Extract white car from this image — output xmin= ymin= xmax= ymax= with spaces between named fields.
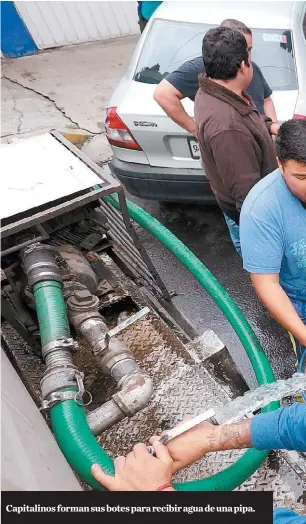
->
xmin=106 ymin=1 xmax=306 ymax=202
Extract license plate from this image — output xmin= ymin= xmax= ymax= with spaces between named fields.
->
xmin=188 ymin=138 xmax=201 ymax=159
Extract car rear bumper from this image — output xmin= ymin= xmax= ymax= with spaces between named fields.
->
xmin=110 ymin=157 xmax=214 ymax=202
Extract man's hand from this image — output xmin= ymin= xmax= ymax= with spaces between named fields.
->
xmin=91 ymin=441 xmax=174 ymax=491
xmin=150 ymin=421 xmax=217 ymax=473
xmin=270 ymin=122 xmax=280 ymax=136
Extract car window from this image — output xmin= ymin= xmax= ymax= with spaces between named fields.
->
xmin=134 ymin=19 xmax=298 ymax=91
xmin=251 ymin=29 xmax=297 ymax=91
xmin=134 ymin=20 xmax=212 ymax=84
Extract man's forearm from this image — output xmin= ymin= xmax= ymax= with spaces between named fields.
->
xmin=204 ymin=419 xmax=252 ymax=452
xmin=161 ymin=405 xmax=306 ymax=474
xmin=264 ymin=97 xmax=277 ymax=122
xmin=183 ymin=405 xmax=306 ymax=454
xmin=251 ymin=276 xmax=306 ymax=346
xmin=154 ymin=85 xmax=196 ymax=134
xmin=157 ymin=96 xmax=196 ymax=134
xmin=180 ymin=419 xmax=252 ymax=456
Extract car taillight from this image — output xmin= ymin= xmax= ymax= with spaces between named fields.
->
xmin=293 ymin=114 xmax=306 ymax=120
xmin=105 ymin=107 xmax=142 ymax=150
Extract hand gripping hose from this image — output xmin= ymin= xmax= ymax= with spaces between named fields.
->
xmin=34 ymin=195 xmax=278 ymax=491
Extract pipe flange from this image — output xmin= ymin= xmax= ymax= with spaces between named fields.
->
xmin=112 ymin=372 xmax=153 ymax=417
xmin=42 ymin=337 xmax=75 ymax=358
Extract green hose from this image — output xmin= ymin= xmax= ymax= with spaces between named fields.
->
xmin=33 ymin=281 xmax=70 ymax=346
xmin=50 ymin=397 xmax=115 ymax=490
xmin=33 ymin=196 xmax=279 ymax=491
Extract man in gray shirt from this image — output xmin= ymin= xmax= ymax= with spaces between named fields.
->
xmin=154 ymin=19 xmax=278 ymax=137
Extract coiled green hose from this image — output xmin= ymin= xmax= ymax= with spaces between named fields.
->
xmin=33 ymin=196 xmax=278 ymax=491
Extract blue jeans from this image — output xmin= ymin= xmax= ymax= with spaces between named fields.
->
xmin=223 ymin=214 xmax=241 ymax=256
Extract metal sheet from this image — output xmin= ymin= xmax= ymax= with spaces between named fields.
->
xmin=0 ymin=133 xmax=103 ymax=220
xmin=15 ymin=1 xmax=139 ymax=49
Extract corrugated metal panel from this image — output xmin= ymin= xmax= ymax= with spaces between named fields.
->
xmin=14 ymin=1 xmax=139 ymax=49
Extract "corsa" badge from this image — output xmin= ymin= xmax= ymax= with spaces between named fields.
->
xmin=134 ymin=121 xmax=157 ymax=127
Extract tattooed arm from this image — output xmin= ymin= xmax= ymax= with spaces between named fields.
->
xmin=150 ymin=419 xmax=252 ymax=474
xmin=218 ymin=419 xmax=252 ymax=450
xmin=150 ymin=404 xmax=306 ymax=474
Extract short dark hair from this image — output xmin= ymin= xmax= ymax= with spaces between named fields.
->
xmin=276 ymin=119 xmax=306 ymax=164
xmin=221 ymin=19 xmax=252 ymax=36
xmin=202 ymin=27 xmax=250 ymax=80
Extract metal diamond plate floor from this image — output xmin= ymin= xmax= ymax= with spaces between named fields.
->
xmin=2 ymin=307 xmax=305 ymax=512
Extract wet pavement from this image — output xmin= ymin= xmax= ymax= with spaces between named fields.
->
xmin=127 ymin=196 xmax=295 ymax=388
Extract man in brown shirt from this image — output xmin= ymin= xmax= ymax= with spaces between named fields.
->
xmin=194 ymin=26 xmax=277 ymax=253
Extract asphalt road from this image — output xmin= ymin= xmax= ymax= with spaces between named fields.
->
xmin=128 ymin=196 xmax=295 ymax=388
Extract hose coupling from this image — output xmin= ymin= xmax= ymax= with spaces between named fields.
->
xmin=22 ymin=243 xmax=61 ymax=288
xmin=41 ymin=363 xmax=81 ymax=398
xmin=40 ymin=368 xmax=92 ymax=411
xmin=42 ymin=337 xmax=75 ymax=361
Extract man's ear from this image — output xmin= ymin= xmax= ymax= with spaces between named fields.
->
xmin=240 ymin=61 xmax=248 ymax=75
xmin=277 ymin=157 xmax=283 ymax=174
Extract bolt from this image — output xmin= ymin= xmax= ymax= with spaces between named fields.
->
xmin=73 ymin=289 xmax=93 ymax=303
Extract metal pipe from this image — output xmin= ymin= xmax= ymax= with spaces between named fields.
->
xmin=76 ymin=317 xmax=109 ymax=355
xmin=87 ymin=369 xmax=153 ymax=435
xmin=87 ymin=399 xmax=125 ymax=435
xmin=66 ymin=291 xmax=153 ymax=435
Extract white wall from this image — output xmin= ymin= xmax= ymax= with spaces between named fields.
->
xmin=1 ymin=349 xmax=82 ymax=491
xmin=15 ymin=1 xmax=139 ymax=49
